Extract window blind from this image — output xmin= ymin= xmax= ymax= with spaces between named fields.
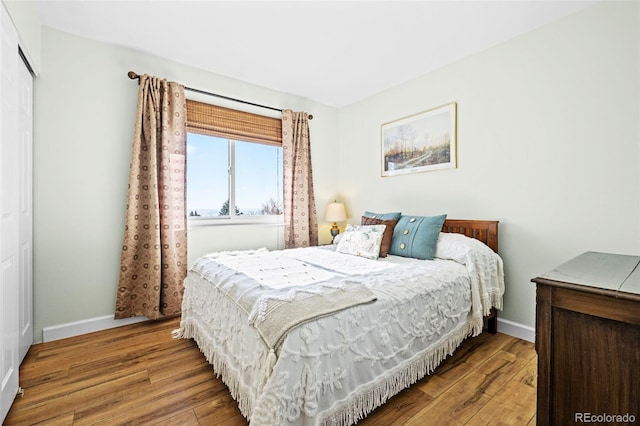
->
xmin=186 ymin=99 xmax=282 ymax=146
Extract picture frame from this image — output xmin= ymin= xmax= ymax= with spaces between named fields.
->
xmin=381 ymin=102 xmax=457 ymax=177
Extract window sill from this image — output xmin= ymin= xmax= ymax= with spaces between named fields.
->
xmin=188 ymin=215 xmax=284 ymax=228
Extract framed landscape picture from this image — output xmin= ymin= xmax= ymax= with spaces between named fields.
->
xmin=381 ymin=102 xmax=457 ymax=177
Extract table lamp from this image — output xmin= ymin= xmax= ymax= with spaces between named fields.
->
xmin=324 ymin=201 xmax=347 ymax=242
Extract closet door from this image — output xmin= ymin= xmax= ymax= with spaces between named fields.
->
xmin=17 ymin=54 xmax=32 ymax=362
xmin=0 ymin=4 xmax=20 ymax=422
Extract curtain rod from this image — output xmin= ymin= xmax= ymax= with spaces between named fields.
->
xmin=127 ymin=71 xmax=313 ymax=119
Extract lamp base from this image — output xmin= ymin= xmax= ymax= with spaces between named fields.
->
xmin=330 ymin=223 xmax=340 ymax=243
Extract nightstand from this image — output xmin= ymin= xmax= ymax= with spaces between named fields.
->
xmin=532 ymin=252 xmax=640 ymax=425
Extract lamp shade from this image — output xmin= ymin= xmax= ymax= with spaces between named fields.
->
xmin=325 ymin=202 xmax=347 ymax=222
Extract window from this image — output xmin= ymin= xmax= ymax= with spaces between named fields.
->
xmin=185 ymin=100 xmax=283 ymax=222
xmin=186 ymin=133 xmax=282 ymax=218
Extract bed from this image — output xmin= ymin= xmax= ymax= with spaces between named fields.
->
xmin=174 ymin=218 xmax=504 ymax=425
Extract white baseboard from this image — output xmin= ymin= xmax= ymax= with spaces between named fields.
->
xmin=497 ymin=318 xmax=535 ymax=343
xmin=42 ymin=314 xmax=534 ymax=344
xmin=42 ymin=314 xmax=148 ymax=342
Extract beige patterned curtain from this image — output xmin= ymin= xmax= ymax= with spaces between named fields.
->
xmin=115 ymin=74 xmax=187 ymax=320
xmin=282 ymin=110 xmax=318 ymax=248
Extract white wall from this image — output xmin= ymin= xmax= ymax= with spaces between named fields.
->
xmin=338 ymin=1 xmax=640 ymax=327
xmin=33 ymin=27 xmax=339 ymax=342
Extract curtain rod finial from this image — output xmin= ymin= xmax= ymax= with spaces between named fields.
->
xmin=127 ymin=71 xmax=139 ymax=80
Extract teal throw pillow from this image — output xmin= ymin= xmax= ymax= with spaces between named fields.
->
xmin=389 ymin=214 xmax=447 ymax=260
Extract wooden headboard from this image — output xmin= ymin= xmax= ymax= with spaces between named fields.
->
xmin=442 ymin=219 xmax=499 ymax=253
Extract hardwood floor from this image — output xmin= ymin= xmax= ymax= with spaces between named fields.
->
xmin=5 ymin=317 xmax=536 ymax=425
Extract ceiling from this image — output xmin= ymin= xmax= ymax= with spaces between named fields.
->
xmin=33 ymin=0 xmax=595 ymax=107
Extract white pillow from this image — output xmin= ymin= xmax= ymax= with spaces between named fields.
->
xmin=435 ymin=232 xmax=491 ymax=263
xmin=336 ymin=224 xmax=386 ymax=260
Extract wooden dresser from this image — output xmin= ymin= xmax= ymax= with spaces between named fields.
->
xmin=532 ymin=252 xmax=640 ymax=425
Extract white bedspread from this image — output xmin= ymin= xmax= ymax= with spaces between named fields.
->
xmin=175 ymin=237 xmax=504 ymax=426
